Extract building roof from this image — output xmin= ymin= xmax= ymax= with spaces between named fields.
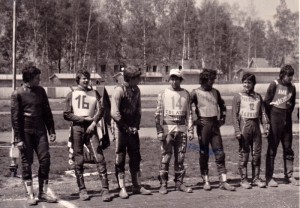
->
xmin=142 ymin=72 xmax=163 ymax=77
xmin=0 ymin=74 xmax=23 ymax=80
xmin=113 ymin=72 xmax=123 ymax=78
xmin=49 ymin=73 xmax=101 ymax=79
xmin=249 ymin=58 xmax=269 ymax=68
xmin=239 ymin=68 xmax=280 ymax=73
xmin=181 ymin=69 xmax=202 ymax=74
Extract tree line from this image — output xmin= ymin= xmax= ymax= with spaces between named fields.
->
xmin=0 ymin=0 xmax=298 ymax=81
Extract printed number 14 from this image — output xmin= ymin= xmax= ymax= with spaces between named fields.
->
xmin=171 ymin=96 xmax=182 ymax=109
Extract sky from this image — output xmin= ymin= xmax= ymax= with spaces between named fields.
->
xmin=195 ymin=0 xmax=299 ymax=22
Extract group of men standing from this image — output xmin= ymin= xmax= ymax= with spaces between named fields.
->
xmin=10 ymin=64 xmax=298 ymax=205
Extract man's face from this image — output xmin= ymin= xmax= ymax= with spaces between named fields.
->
xmin=242 ymin=79 xmax=254 ymax=93
xmin=169 ymin=76 xmax=182 ymax=89
xmin=29 ymin=74 xmax=40 ymax=87
xmin=282 ymin=74 xmax=293 ymax=85
xmin=78 ymin=75 xmax=90 ymax=88
xmin=202 ymin=78 xmax=214 ymax=90
xmin=128 ymin=75 xmax=141 ymax=87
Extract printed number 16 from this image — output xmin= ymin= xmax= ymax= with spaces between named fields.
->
xmin=75 ymin=95 xmax=89 ymax=109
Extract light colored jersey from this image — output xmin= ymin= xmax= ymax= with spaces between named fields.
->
xmin=155 ymin=87 xmax=193 ymax=135
xmin=193 ymin=88 xmax=219 ymax=117
xmin=239 ymin=92 xmax=260 ymax=118
xmin=72 ymin=90 xmax=97 ymax=117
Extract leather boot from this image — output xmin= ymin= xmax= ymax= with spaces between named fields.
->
xmin=75 ymin=169 xmax=90 ymax=200
xmin=219 ymin=174 xmax=236 ymax=191
xmin=202 ymin=175 xmax=212 ymax=191
xmin=118 ymin=173 xmax=129 ymax=199
xmin=38 ymin=179 xmax=57 ymax=203
xmin=131 ymin=171 xmax=151 ymax=195
xmin=158 ymin=171 xmax=168 ymax=194
xmin=252 ymin=166 xmax=266 ymax=188
xmin=239 ymin=167 xmax=251 ymax=189
xmin=24 ymin=180 xmax=37 ymax=206
xmin=75 ymin=169 xmax=86 ymax=191
xmin=99 ymin=173 xmax=111 ymax=202
xmin=174 ymin=171 xmax=193 ymax=193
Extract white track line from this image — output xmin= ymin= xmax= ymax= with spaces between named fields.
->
xmin=48 ymin=188 xmax=78 ymax=208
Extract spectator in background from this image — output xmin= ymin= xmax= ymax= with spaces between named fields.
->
xmin=190 ymin=68 xmax=236 ymax=191
xmin=155 ymin=69 xmax=194 ymax=195
xmin=232 ymin=73 xmax=269 ymax=189
xmin=264 ymin=65 xmax=299 ymax=187
xmin=11 ymin=65 xmax=57 ymax=205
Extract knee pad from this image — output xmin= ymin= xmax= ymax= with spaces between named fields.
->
xmin=96 ymin=161 xmax=107 ymax=173
xmin=161 ymin=154 xmax=172 ymax=164
xmin=160 ymin=163 xmax=169 ymax=171
xmin=174 ymin=163 xmax=185 ymax=172
xmin=215 ymin=151 xmax=225 ymax=162
xmin=177 ymin=153 xmax=185 ymax=165
xmin=285 ymin=154 xmax=294 ymax=160
xmin=115 ymin=153 xmax=125 ymax=166
xmin=94 ymin=154 xmax=104 ymax=164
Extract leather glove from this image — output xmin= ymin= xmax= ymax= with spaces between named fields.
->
xmin=131 ymin=127 xmax=138 ymax=135
xmin=86 ymin=122 xmax=96 ymax=134
xmin=49 ymin=134 xmax=56 ymax=142
xmin=194 ymin=118 xmax=204 ymax=127
xmin=263 ymin=124 xmax=270 ymax=138
xmin=218 ymin=119 xmax=225 ymax=127
xmin=15 ymin=141 xmax=25 ymax=150
xmin=235 ymin=133 xmax=242 ymax=140
xmin=157 ymin=133 xmax=165 ymax=141
xmin=187 ymin=132 xmax=194 ymax=141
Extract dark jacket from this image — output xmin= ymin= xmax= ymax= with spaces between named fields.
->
xmin=11 ymin=85 xmax=55 ymax=142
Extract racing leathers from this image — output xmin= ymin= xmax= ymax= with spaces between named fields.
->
xmin=264 ymin=79 xmax=296 ymax=181
xmin=63 ymin=85 xmax=109 ymax=192
xmin=232 ymin=90 xmax=269 ymax=184
xmin=155 ymin=87 xmax=193 ymax=188
xmin=111 ymin=83 xmax=143 ymax=187
xmin=11 ymin=84 xmax=55 ymax=181
xmin=190 ymin=86 xmax=227 ymax=178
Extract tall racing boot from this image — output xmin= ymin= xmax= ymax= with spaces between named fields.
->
xmin=131 ymin=171 xmax=151 ymax=195
xmin=118 ymin=173 xmax=129 ymax=199
xmin=174 ymin=171 xmax=193 ymax=193
xmin=219 ymin=173 xmax=236 ymax=191
xmin=38 ymin=179 xmax=57 ymax=203
xmin=99 ymin=173 xmax=111 ymax=202
xmin=202 ymin=175 xmax=212 ymax=191
xmin=75 ymin=169 xmax=90 ymax=201
xmin=24 ymin=180 xmax=37 ymax=206
xmin=158 ymin=171 xmax=168 ymax=194
xmin=252 ymin=166 xmax=266 ymax=188
xmin=239 ymin=167 xmax=251 ymax=189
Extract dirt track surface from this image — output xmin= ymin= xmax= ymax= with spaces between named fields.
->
xmin=0 ymin=174 xmax=299 ymax=208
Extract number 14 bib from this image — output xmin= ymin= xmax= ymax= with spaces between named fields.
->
xmin=163 ymin=89 xmax=188 ymax=125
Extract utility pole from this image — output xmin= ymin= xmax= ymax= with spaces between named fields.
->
xmin=9 ymin=0 xmax=18 ymax=177
xmin=181 ymin=0 xmax=188 ymax=69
